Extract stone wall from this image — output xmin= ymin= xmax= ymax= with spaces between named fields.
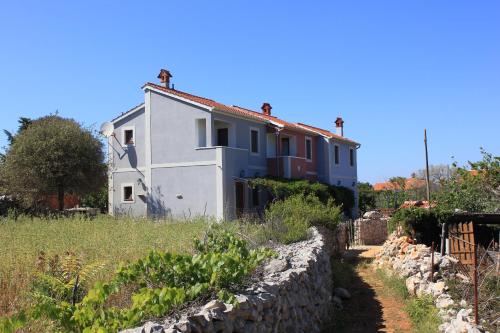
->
xmin=374 ymin=234 xmax=483 ymax=333
xmin=121 ymin=228 xmax=332 ymax=333
xmin=353 ymin=211 xmax=388 ymax=245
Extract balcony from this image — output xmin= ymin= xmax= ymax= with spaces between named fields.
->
xmin=267 ymin=156 xmax=315 ymax=180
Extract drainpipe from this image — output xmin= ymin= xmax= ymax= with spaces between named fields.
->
xmin=275 ymin=129 xmax=280 ymax=177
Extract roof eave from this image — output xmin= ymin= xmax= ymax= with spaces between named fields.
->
xmin=111 ymin=103 xmax=145 ymax=124
xmin=142 ymin=84 xmax=215 ymax=112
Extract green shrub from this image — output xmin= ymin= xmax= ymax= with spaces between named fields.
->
xmin=264 ymin=194 xmax=342 ymax=244
xmin=250 ymin=178 xmax=354 ymax=216
xmin=388 ymin=207 xmax=443 ymax=245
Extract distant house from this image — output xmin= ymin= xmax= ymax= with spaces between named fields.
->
xmin=373 ymin=178 xmax=426 ymax=192
xmin=106 ymin=69 xmax=360 ymax=219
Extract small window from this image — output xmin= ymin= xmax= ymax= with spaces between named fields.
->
xmin=350 ymin=148 xmax=354 ymax=166
xmin=195 ymin=119 xmax=207 ymax=147
xmin=124 ymin=129 xmax=134 ymax=145
xmin=217 ymin=128 xmax=228 ymax=146
xmin=123 ymin=185 xmax=133 ymax=202
xmin=252 ymin=187 xmax=259 ymax=207
xmin=305 ymin=137 xmax=312 ymax=161
xmin=250 ymin=129 xmax=259 ymax=154
xmin=334 ymin=145 xmax=340 ymax=165
xmin=281 ymin=137 xmax=290 ymax=156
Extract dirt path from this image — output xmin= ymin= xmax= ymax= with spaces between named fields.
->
xmin=324 ymin=246 xmax=414 ymax=333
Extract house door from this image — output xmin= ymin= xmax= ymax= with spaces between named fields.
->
xmin=235 ymin=182 xmax=245 ymax=218
xmin=281 ymin=137 xmax=290 ymax=156
xmin=217 ymin=128 xmax=229 ymax=146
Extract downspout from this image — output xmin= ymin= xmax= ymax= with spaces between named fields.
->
xmin=275 ymin=128 xmax=280 ymax=177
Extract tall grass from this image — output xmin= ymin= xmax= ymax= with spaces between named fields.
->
xmin=0 ymin=215 xmax=205 ymax=317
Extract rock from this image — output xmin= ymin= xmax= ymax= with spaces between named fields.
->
xmin=334 ymin=287 xmax=351 ymax=299
xmin=456 ymin=308 xmax=472 ymax=322
xmin=363 ymin=210 xmax=382 ymax=219
xmin=432 ymin=281 xmax=447 ymax=296
xmin=203 ymin=300 xmax=226 ymax=311
xmin=436 ymin=295 xmax=454 ymax=309
xmin=405 ymin=276 xmax=420 ymax=296
xmin=264 ymin=258 xmax=289 ymax=275
xmin=142 ymin=322 xmax=165 ymax=333
xmin=174 ymin=320 xmax=191 ymax=333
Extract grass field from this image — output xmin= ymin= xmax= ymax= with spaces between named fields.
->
xmin=0 ymin=215 xmax=206 ymax=317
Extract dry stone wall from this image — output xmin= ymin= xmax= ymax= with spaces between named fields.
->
xmin=374 ymin=234 xmax=484 ymax=333
xmin=353 ymin=211 xmax=388 ymax=245
xmin=121 ymin=228 xmax=332 ymax=333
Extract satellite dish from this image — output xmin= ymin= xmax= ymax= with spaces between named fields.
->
xmin=100 ymin=122 xmax=114 ymax=137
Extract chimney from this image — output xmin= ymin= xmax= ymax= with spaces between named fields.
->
xmin=335 ymin=117 xmax=344 ymax=136
xmin=261 ymin=103 xmax=272 ymax=116
xmin=157 ymin=69 xmax=172 ymax=88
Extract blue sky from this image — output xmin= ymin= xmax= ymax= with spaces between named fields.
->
xmin=0 ymin=1 xmax=498 ymax=183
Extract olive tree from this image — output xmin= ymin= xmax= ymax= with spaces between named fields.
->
xmin=0 ymin=115 xmax=105 ymax=211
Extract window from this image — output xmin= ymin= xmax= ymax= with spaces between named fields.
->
xmin=252 ymin=187 xmax=259 ymax=207
xmin=195 ymin=119 xmax=207 ymax=147
xmin=250 ymin=128 xmax=259 ymax=154
xmin=122 ymin=126 xmax=135 ymax=146
xmin=281 ymin=137 xmax=290 ymax=156
xmin=124 ymin=130 xmax=134 ymax=145
xmin=350 ymin=148 xmax=354 ymax=166
xmin=334 ymin=145 xmax=340 ymax=165
xmin=217 ymin=128 xmax=228 ymax=146
xmin=122 ymin=184 xmax=134 ymax=203
xmin=305 ymin=137 xmax=312 ymax=161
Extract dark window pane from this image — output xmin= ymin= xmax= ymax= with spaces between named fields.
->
xmin=306 ymin=139 xmax=312 ymax=160
xmin=251 ymin=130 xmax=259 ymax=153
xmin=350 ymin=149 xmax=354 ymax=166
xmin=281 ymin=137 xmax=290 ymax=156
xmin=125 ymin=130 xmax=134 ymax=144
xmin=124 ymin=186 xmax=133 ymax=201
xmin=217 ymin=128 xmax=228 ymax=146
xmin=335 ymin=145 xmax=339 ymax=164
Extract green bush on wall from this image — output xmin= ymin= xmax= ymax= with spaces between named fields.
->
xmin=388 ymin=207 xmax=444 ymax=245
xmin=250 ymin=177 xmax=355 ymax=216
xmin=264 ymin=193 xmax=342 ymax=244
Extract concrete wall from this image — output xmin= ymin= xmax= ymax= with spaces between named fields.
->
xmin=112 ymin=108 xmax=146 ymax=170
xmin=121 ymin=228 xmax=333 ymax=333
xmin=150 ymin=92 xmax=214 ymax=164
xmin=149 ymin=164 xmax=217 ymax=218
xmin=211 ymin=112 xmax=268 ymax=172
xmin=112 ymin=171 xmax=147 ymax=217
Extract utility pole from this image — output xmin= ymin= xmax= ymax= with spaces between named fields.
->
xmin=424 ymin=129 xmax=431 ymax=203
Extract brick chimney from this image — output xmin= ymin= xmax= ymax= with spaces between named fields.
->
xmin=157 ymin=69 xmax=172 ymax=89
xmin=335 ymin=117 xmax=344 ymax=136
xmin=261 ymin=103 xmax=272 ymax=116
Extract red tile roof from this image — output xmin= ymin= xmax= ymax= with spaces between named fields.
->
xmin=142 ymin=82 xmax=358 ymax=144
xmin=295 ymin=123 xmax=358 ymax=144
xmin=373 ymin=178 xmax=426 ymax=191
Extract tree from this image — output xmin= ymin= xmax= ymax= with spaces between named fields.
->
xmin=357 ymin=182 xmax=376 ymax=214
xmin=435 ymin=149 xmax=500 ymax=212
xmin=0 ymin=115 xmax=106 ymax=211
xmin=414 ymin=164 xmax=456 ymax=186
xmin=0 ymin=117 xmax=32 ymax=163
